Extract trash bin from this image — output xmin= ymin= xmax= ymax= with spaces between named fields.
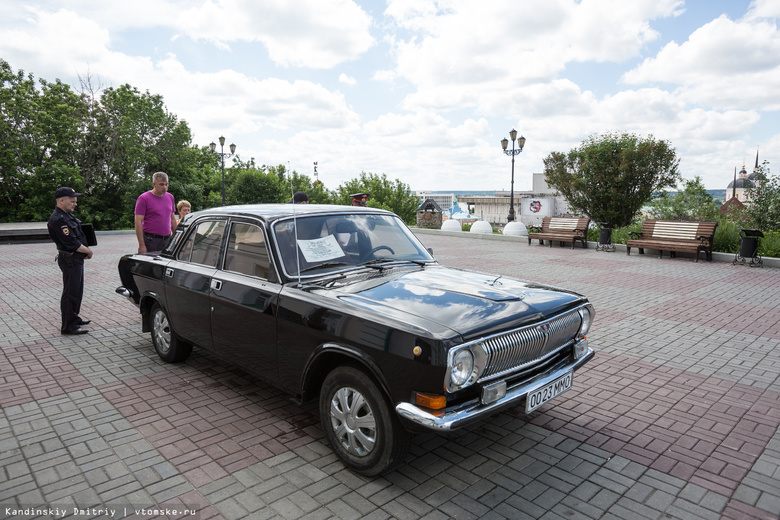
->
xmin=595 ymin=223 xmax=615 ymax=252
xmin=733 ymin=229 xmax=763 ymax=267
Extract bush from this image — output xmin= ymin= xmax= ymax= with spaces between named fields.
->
xmin=586 ymin=222 xmax=641 ymax=244
xmin=713 ymin=219 xmax=741 ymax=254
xmin=759 ymin=231 xmax=780 ymax=258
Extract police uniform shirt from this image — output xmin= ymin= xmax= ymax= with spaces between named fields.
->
xmin=48 ymin=207 xmax=87 ymax=252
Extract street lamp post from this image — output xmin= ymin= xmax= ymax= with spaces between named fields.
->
xmin=500 ymin=129 xmax=526 ymax=222
xmin=209 ymin=136 xmax=236 ymax=206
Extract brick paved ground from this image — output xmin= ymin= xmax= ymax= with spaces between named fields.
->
xmin=1 ymin=231 xmax=779 ymax=519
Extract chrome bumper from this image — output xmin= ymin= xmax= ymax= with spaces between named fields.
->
xmin=115 ymin=286 xmax=134 ymax=300
xmin=395 ymin=345 xmax=595 ymax=431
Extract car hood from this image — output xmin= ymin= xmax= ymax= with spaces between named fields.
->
xmin=307 ymin=265 xmax=585 ymax=340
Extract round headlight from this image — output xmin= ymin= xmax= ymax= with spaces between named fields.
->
xmin=578 ymin=305 xmax=594 ymax=338
xmin=450 ymin=349 xmax=474 ymax=387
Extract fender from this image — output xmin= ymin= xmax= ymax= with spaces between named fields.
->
xmin=298 ymin=342 xmax=393 ymax=405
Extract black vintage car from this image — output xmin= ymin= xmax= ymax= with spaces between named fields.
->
xmin=116 ymin=204 xmax=595 ymax=476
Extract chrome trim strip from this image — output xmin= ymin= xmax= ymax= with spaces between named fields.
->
xmin=396 ymin=343 xmax=594 ymax=431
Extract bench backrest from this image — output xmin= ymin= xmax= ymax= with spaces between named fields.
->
xmin=541 ymin=217 xmax=590 ymax=232
xmin=642 ymin=220 xmax=717 ymax=240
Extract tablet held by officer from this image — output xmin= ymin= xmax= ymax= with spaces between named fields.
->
xmin=48 ymin=187 xmax=93 ymax=335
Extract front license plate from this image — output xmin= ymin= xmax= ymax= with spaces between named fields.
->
xmin=525 ymin=372 xmax=572 ymax=413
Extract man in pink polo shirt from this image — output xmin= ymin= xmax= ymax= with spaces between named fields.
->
xmin=134 ymin=171 xmax=177 ymax=253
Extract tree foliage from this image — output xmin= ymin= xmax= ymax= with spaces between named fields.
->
xmin=543 ymin=132 xmax=680 ymax=228
xmin=648 ymin=176 xmax=719 ymax=222
xmin=0 ymin=60 xmax=201 ymax=227
xmin=228 ymin=164 xmax=286 ymax=205
xmin=333 ymin=172 xmax=419 ymax=224
xmin=80 ymin=83 xmax=196 ymax=228
xmin=744 ymin=162 xmax=779 ymax=231
xmin=0 ymin=61 xmax=87 ymax=221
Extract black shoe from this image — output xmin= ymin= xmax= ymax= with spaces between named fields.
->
xmin=77 ymin=318 xmax=91 ymax=325
xmin=62 ymin=328 xmax=89 ymax=335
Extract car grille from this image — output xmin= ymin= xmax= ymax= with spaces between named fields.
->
xmin=478 ymin=309 xmax=582 ymax=382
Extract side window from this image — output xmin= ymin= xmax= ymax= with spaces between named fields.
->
xmin=180 ymin=220 xmax=226 ymax=267
xmin=224 ymin=222 xmax=270 ymax=279
xmin=164 ymin=228 xmax=184 ymax=256
xmin=177 ymin=231 xmax=194 ymax=262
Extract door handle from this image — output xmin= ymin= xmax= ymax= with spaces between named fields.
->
xmin=165 ymin=268 xmax=174 ymax=278
xmin=211 ymin=279 xmax=223 ymax=291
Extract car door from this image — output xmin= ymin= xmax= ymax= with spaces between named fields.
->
xmin=210 ymin=220 xmax=281 ymax=382
xmin=164 ymin=218 xmax=226 ymax=350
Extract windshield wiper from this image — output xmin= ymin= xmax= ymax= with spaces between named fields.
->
xmin=357 ymin=258 xmax=399 ymax=269
xmin=357 ymin=258 xmax=429 ymax=270
xmin=299 ymin=261 xmax=351 ymax=273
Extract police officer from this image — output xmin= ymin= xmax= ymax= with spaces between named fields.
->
xmin=48 ymin=187 xmax=93 ymax=335
xmin=350 ymin=192 xmax=371 ymax=206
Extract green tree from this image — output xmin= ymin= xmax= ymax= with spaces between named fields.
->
xmin=332 ymin=172 xmax=419 ymax=224
xmin=744 ymin=162 xmax=778 ymax=231
xmin=649 ymin=176 xmax=719 ymax=222
xmin=227 ymin=166 xmax=286 ymax=204
xmin=0 ymin=60 xmax=88 ymax=221
xmin=277 ymin=166 xmax=332 ymax=204
xmin=81 ymin=83 xmax=196 ymax=229
xmin=543 ymin=132 xmax=680 ymax=228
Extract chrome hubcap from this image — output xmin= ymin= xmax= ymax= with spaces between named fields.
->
xmin=330 ymin=387 xmax=376 ymax=456
xmin=153 ymin=310 xmax=171 ymax=354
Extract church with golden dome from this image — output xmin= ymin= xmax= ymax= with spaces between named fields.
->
xmin=726 ymin=147 xmax=763 ymax=203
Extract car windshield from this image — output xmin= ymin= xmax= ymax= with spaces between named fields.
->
xmin=272 ymin=213 xmax=434 ymax=278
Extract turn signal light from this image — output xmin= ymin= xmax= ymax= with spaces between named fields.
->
xmin=573 ymin=338 xmax=589 ymax=360
xmin=414 ymin=392 xmax=446 ymax=410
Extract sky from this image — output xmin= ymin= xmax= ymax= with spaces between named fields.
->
xmin=1 ymin=0 xmax=778 ymax=193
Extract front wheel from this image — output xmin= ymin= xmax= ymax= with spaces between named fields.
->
xmin=319 ymin=367 xmax=410 ymax=476
xmin=149 ymin=303 xmax=192 ymax=363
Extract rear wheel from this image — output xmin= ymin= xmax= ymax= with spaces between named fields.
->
xmin=150 ymin=303 xmax=192 ymax=363
xmin=319 ymin=366 xmax=410 ymax=476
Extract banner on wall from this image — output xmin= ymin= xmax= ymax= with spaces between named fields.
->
xmin=521 ymin=197 xmax=552 ymax=217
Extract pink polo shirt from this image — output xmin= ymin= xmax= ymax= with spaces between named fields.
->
xmin=135 ymin=191 xmax=175 ymax=236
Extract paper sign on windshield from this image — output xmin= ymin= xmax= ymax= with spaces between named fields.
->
xmin=298 ymin=235 xmax=345 ymax=262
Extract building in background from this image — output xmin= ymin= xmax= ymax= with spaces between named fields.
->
xmin=415 ymin=191 xmax=454 ymax=210
xmin=458 ymin=173 xmax=577 ymax=227
xmin=725 ymin=147 xmax=762 ymax=204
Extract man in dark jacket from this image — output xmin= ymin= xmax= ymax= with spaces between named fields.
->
xmin=48 ymin=187 xmax=93 ymax=335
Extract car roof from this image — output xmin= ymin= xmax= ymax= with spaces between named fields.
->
xmin=186 ymin=203 xmax=395 ymax=223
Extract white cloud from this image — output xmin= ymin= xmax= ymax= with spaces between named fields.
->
xmin=339 ymin=73 xmax=357 ymax=85
xmin=176 ymin=0 xmax=376 ymax=68
xmin=1 ymin=8 xmax=113 ymax=77
xmin=746 ymin=0 xmax=780 ymax=21
xmin=621 ymin=14 xmax=780 ymax=110
xmin=381 ymin=0 xmax=686 ymax=120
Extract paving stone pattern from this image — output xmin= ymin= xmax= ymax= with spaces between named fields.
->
xmin=1 ymin=232 xmax=779 ymax=519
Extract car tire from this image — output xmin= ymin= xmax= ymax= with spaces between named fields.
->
xmin=319 ymin=366 xmax=410 ymax=476
xmin=150 ymin=302 xmax=192 ymax=363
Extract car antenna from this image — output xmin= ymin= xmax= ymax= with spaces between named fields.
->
xmin=289 ymin=162 xmax=302 ymax=286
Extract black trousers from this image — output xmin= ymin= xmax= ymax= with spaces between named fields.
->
xmin=143 ymin=232 xmax=170 ymax=253
xmin=58 ymin=254 xmax=84 ymax=332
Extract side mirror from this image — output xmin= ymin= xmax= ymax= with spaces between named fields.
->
xmin=427 ymin=247 xmax=434 ymax=256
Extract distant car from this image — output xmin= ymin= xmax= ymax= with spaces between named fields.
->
xmin=116 ymin=204 xmax=595 ymax=476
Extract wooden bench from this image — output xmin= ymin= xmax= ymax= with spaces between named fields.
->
xmin=527 ymin=217 xmax=590 ymax=249
xmin=626 ymin=220 xmax=718 ymax=262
